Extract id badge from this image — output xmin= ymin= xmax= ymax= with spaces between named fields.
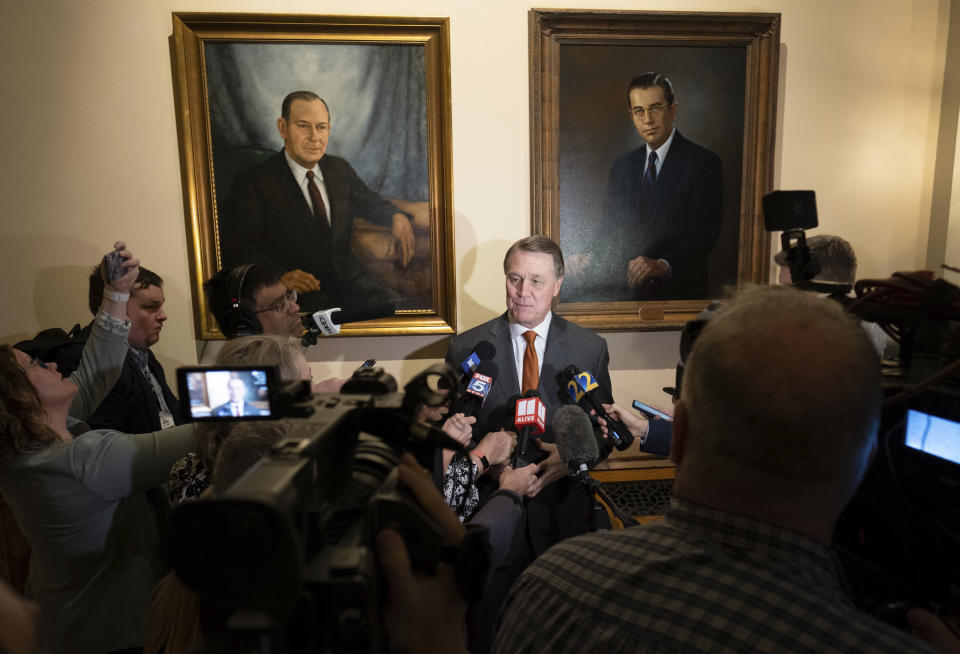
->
xmin=159 ymin=411 xmax=176 ymax=430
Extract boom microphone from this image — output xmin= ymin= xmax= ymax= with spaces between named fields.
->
xmin=302 ymin=303 xmax=396 ymax=341
xmin=563 ymin=365 xmax=634 ymax=451
xmin=512 ymin=390 xmax=545 ymax=468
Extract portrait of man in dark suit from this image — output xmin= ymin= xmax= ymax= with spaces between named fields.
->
xmin=220 ymin=90 xmax=416 ymax=312
xmin=566 ymin=72 xmax=723 ymax=301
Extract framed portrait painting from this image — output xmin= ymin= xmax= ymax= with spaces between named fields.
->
xmin=171 ymin=13 xmax=454 ymax=338
xmin=530 ymin=10 xmax=780 ymax=330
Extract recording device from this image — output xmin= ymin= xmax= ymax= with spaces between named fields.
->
xmin=563 ymin=365 xmax=634 ymax=451
xmin=512 ymin=390 xmax=545 ymax=468
xmin=552 ymin=405 xmax=640 ymax=528
xmin=103 ymin=246 xmax=128 ymax=283
xmin=361 ymin=359 xmax=376 ymax=368
xmin=177 ymin=366 xmax=276 ymax=421
xmin=631 ymin=400 xmax=673 ymax=422
xmin=168 ymin=362 xmax=487 ymax=652
xmin=455 ymin=360 xmax=498 ymax=417
xmin=300 ymin=302 xmax=396 ymax=345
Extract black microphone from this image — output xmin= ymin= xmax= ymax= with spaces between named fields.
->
xmin=563 ymin=365 xmax=634 ymax=451
xmin=553 ymin=405 xmax=600 ymax=475
xmin=455 ymin=340 xmax=496 ymax=381
xmin=301 ymin=302 xmax=396 ymax=343
xmin=455 ymin=360 xmax=498 ymax=417
xmin=512 ymin=390 xmax=545 ymax=468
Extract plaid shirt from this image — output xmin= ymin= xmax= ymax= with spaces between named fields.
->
xmin=493 ymin=498 xmax=934 ymax=654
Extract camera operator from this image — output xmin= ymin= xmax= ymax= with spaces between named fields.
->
xmin=775 ymin=233 xmax=889 ymax=356
xmin=0 ymin=242 xmax=200 ymax=654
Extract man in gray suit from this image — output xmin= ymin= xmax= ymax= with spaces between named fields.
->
xmin=446 ymin=235 xmax=612 ymax=651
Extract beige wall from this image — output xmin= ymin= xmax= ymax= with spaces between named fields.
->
xmin=0 ymin=0 xmax=951 ymax=412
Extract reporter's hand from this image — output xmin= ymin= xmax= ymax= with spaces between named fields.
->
xmin=441 ymin=412 xmax=476 ymax=448
xmin=497 ymin=463 xmax=539 ymax=497
xmin=101 ymin=241 xmax=140 ymax=294
xmin=281 ymin=269 xmax=322 ymax=293
xmin=476 ymin=430 xmax=517 ymax=466
xmin=99 ymin=241 xmax=140 ymax=320
xmin=527 ymin=440 xmax=566 ymax=496
xmin=601 ymin=403 xmax=649 ymax=440
xmin=377 ymin=453 xmax=468 ymax=653
xmin=311 ymin=377 xmax=348 ymax=393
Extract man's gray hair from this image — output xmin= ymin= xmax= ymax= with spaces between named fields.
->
xmin=775 ymin=235 xmax=857 ymax=284
xmin=503 ymin=235 xmax=565 ymax=279
xmin=681 ymin=285 xmax=880 ymax=484
xmin=216 ymin=335 xmax=306 ymax=381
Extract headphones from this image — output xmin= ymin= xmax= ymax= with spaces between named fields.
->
xmin=222 ymin=264 xmax=263 ymax=337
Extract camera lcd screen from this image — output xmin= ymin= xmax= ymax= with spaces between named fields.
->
xmin=904 ymin=409 xmax=960 ymax=466
xmin=178 ymin=366 xmax=275 ymax=422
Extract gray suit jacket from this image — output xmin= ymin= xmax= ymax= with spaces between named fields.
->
xmin=446 ymin=312 xmax=612 ymax=554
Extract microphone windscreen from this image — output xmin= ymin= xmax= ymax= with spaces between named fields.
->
xmin=475 ymin=359 xmax=499 ymax=379
xmin=552 ymin=405 xmax=599 ymax=466
xmin=333 ymin=303 xmax=396 ymax=325
xmin=474 ymin=340 xmax=497 ymax=362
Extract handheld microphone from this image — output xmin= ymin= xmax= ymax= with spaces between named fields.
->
xmin=456 ymin=360 xmax=498 ymax=417
xmin=563 ymin=365 xmax=634 ymax=451
xmin=456 ymin=340 xmax=496 ymax=381
xmin=512 ymin=390 xmax=545 ymax=468
xmin=302 ymin=303 xmax=396 ymax=341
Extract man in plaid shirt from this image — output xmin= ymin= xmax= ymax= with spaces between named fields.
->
xmin=492 ymin=285 xmax=952 ymax=653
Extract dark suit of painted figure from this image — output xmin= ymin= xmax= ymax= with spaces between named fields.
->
xmin=219 ymin=93 xmax=415 ymax=309
xmin=570 ymin=74 xmax=723 ymax=301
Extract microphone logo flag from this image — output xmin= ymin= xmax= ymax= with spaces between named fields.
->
xmin=311 ymin=308 xmax=342 ymax=336
xmin=459 ymin=352 xmax=481 ymax=375
xmin=466 ymin=373 xmax=493 ymax=400
xmin=514 ymin=396 xmax=546 ymax=434
xmin=565 ymin=370 xmax=600 ymax=403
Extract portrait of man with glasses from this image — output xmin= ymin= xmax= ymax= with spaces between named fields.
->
xmin=565 ymin=71 xmax=724 ymax=302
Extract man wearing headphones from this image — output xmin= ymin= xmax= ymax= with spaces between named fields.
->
xmin=204 ymin=264 xmax=346 ymax=393
xmin=204 ymin=264 xmax=303 ymax=339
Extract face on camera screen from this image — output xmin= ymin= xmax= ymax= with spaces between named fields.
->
xmin=181 ymin=367 xmax=273 ymax=420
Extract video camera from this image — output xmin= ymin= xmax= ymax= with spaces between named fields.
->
xmin=170 ymin=362 xmax=484 ymax=653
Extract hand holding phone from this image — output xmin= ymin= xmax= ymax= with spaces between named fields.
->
xmin=632 ymin=400 xmax=673 ymax=421
xmin=104 ymin=246 xmax=128 ymax=284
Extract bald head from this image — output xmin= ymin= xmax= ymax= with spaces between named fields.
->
xmin=678 ymin=285 xmax=881 ymax=501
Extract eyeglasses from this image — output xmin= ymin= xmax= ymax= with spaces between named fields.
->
xmin=28 ymin=357 xmax=49 ymax=370
xmin=253 ymin=289 xmax=298 ymax=315
xmin=629 ymin=103 xmax=669 ymax=119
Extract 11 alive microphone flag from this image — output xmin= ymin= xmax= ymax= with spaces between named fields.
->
xmin=514 ymin=395 xmax=546 ymax=434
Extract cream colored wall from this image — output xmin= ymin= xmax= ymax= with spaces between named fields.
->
xmin=0 ymin=0 xmax=950 ymax=414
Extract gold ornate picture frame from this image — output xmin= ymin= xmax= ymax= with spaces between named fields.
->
xmin=171 ymin=12 xmax=455 ymax=338
xmin=530 ymin=10 xmax=780 ymax=330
